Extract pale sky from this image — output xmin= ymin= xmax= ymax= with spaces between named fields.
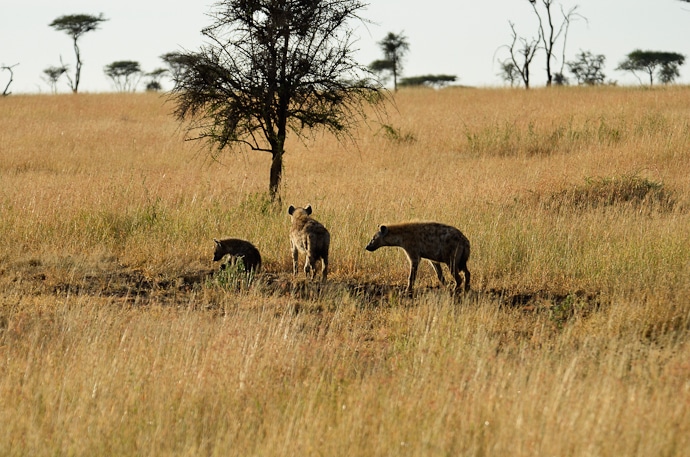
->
xmin=2 ymin=1 xmax=689 ymax=93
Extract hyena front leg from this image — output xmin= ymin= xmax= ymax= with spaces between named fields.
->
xmin=429 ymin=261 xmax=446 ymax=286
xmin=405 ymin=255 xmax=420 ymax=296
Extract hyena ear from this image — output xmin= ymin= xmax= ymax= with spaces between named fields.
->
xmin=379 ymin=225 xmax=388 ymax=236
xmin=288 ymin=205 xmax=295 ymax=215
xmin=305 ymin=205 xmax=312 ymax=215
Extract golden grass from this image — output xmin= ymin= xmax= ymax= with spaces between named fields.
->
xmin=1 ymin=87 xmax=689 ymax=456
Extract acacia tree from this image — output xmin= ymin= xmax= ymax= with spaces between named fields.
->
xmin=527 ymin=0 xmax=583 ymax=86
xmin=617 ymin=50 xmax=685 ymax=86
xmin=171 ymin=0 xmax=384 ymax=202
xmin=399 ymin=74 xmax=456 ymax=88
xmin=104 ymin=61 xmax=142 ymax=92
xmin=498 ymin=60 xmax=520 ymax=87
xmin=145 ymin=68 xmax=167 ymax=91
xmin=49 ymin=14 xmax=107 ymax=93
xmin=42 ymin=65 xmax=68 ymax=93
xmin=369 ymin=32 xmax=410 ymax=91
xmin=567 ymin=50 xmax=605 ymax=85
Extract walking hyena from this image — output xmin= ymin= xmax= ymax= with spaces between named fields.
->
xmin=212 ymin=238 xmax=262 ymax=273
xmin=365 ymin=222 xmax=470 ymax=295
xmin=288 ymin=205 xmax=330 ymax=281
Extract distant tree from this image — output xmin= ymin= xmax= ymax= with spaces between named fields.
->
xmin=170 ymin=0 xmax=385 ymax=202
xmin=567 ymin=50 xmax=606 ymax=85
xmin=145 ymin=68 xmax=167 ymax=91
xmin=49 ymin=14 xmax=107 ymax=93
xmin=104 ymin=61 xmax=142 ymax=92
xmin=42 ymin=65 xmax=68 ymax=93
xmin=160 ymin=52 xmax=195 ymax=82
xmin=369 ymin=32 xmax=410 ymax=91
xmin=617 ymin=50 xmax=685 ymax=86
xmin=399 ymin=74 xmax=456 ymax=88
xmin=498 ymin=60 xmax=521 ymax=87
xmin=527 ymin=0 xmax=584 ymax=86
xmin=503 ymin=21 xmax=540 ymax=89
xmin=1 ymin=63 xmax=18 ymax=96
xmin=552 ymin=72 xmax=568 ymax=85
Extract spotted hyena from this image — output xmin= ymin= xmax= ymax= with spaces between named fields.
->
xmin=365 ymin=222 xmax=470 ymax=295
xmin=288 ymin=205 xmax=330 ymax=281
xmin=213 ymin=238 xmax=262 ymax=273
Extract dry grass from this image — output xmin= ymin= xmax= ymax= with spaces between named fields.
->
xmin=1 ymin=87 xmax=689 ymax=456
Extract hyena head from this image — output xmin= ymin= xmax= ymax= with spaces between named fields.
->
xmin=365 ymin=225 xmax=389 ymax=252
xmin=288 ymin=204 xmax=312 ymax=219
xmin=212 ymin=239 xmax=226 ymax=262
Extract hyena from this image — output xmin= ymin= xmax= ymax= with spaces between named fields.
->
xmin=288 ymin=205 xmax=330 ymax=281
xmin=365 ymin=222 xmax=470 ymax=295
xmin=212 ymin=238 xmax=262 ymax=273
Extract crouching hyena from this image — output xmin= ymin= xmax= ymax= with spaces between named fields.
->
xmin=213 ymin=238 xmax=262 ymax=273
xmin=365 ymin=222 xmax=470 ymax=295
xmin=288 ymin=205 xmax=330 ymax=281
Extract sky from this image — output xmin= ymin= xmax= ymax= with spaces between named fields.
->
xmin=2 ymin=1 xmax=689 ymax=94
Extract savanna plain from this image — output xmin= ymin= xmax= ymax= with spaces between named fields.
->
xmin=1 ymin=87 xmax=689 ymax=456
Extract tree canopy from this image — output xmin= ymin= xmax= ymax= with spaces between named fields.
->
xmin=49 ymin=14 xmax=108 ymax=93
xmin=170 ymin=0 xmax=385 ymax=201
xmin=617 ymin=50 xmax=685 ymax=86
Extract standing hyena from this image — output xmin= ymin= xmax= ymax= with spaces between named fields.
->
xmin=365 ymin=222 xmax=470 ymax=295
xmin=288 ymin=205 xmax=330 ymax=281
xmin=213 ymin=238 xmax=262 ymax=273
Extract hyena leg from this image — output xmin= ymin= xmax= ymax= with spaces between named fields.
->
xmin=406 ymin=256 xmax=420 ymax=296
xmin=454 ymin=258 xmax=471 ymax=292
xmin=320 ymin=256 xmax=328 ymax=282
xmin=305 ymin=255 xmax=315 ymax=279
xmin=429 ymin=261 xmax=446 ymax=286
xmin=292 ymin=247 xmax=300 ymax=275
xmin=462 ymin=265 xmax=471 ymax=291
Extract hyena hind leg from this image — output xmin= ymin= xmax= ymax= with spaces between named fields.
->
xmin=429 ymin=261 xmax=446 ymax=286
xmin=304 ymin=256 xmax=315 ymax=279
xmin=320 ymin=257 xmax=328 ymax=282
xmin=451 ymin=261 xmax=471 ymax=292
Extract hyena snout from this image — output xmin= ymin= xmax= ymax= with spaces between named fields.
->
xmin=365 ymin=225 xmax=388 ymax=252
xmin=365 ymin=240 xmax=379 ymax=252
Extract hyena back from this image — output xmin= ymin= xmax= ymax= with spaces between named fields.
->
xmin=288 ymin=205 xmax=330 ymax=281
xmin=365 ymin=222 xmax=470 ymax=295
xmin=213 ymin=238 xmax=262 ymax=273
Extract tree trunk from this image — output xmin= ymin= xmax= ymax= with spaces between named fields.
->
xmin=72 ymin=37 xmax=81 ymax=93
xmin=269 ymin=149 xmax=283 ymax=203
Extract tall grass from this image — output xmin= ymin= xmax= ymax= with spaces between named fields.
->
xmin=1 ymin=87 xmax=689 ymax=456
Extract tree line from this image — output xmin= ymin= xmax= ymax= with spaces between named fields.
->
xmin=1 ymin=1 xmax=688 ymax=95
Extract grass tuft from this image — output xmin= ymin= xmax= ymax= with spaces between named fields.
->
xmin=530 ymin=174 xmax=677 ymax=212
